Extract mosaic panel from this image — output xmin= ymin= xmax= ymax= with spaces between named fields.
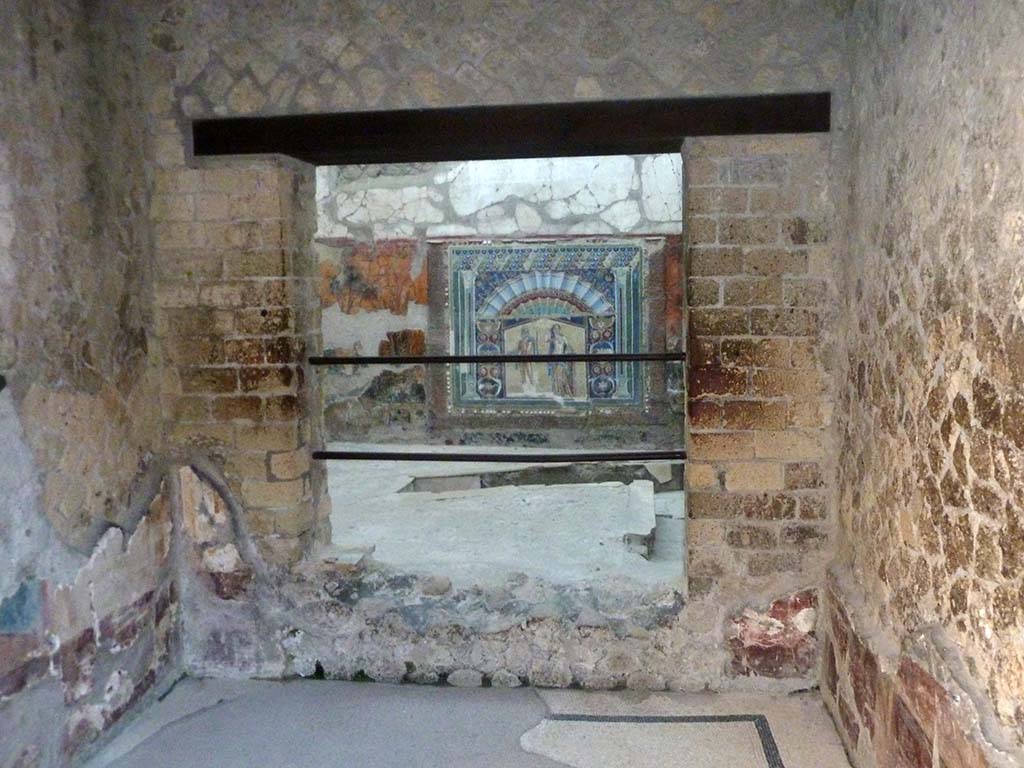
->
xmin=448 ymin=242 xmax=646 ymax=411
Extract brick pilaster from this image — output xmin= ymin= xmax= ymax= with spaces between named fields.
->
xmin=153 ymin=155 xmax=328 ymax=566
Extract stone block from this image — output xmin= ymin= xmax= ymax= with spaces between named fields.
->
xmin=685 ymin=157 xmax=720 ymax=186
xmin=687 ymin=187 xmax=748 ymax=214
xmin=168 ymin=423 xmax=235 ymax=448
xmin=239 ymin=366 xmax=295 ymax=394
xmin=783 ymin=278 xmax=827 ymax=307
xmin=490 ymin=669 xmax=523 ymax=688
xmin=265 ymin=395 xmax=300 ymax=421
xmin=750 ymin=369 xmax=824 ymax=397
xmin=718 ymin=217 xmax=779 ymax=246
xmin=265 ymin=337 xmax=302 ymax=365
xmin=269 ymin=448 xmax=310 ymax=480
xmin=743 ymin=248 xmax=808 ymax=275
xmin=154 ymin=282 xmax=199 ymax=307
xmin=235 ymin=308 xmax=293 ymax=335
xmin=158 ymin=307 xmax=234 ymax=337
xmin=749 ymin=308 xmax=819 ymax=336
xmin=726 ymin=156 xmax=787 ymax=185
xmin=685 ymin=463 xmax=720 ymax=490
xmin=198 ymin=283 xmax=248 ymax=307
xmin=788 ymin=339 xmax=820 ymax=369
xmin=743 ymin=494 xmax=798 ymax=520
xmin=747 ymin=552 xmax=802 ymax=576
xmin=725 ymin=524 xmax=778 ymax=549
xmin=235 ymin=424 xmax=300 ymax=451
xmin=724 ymin=461 xmax=785 ymax=492
xmin=687 ymin=400 xmax=722 ymax=429
xmin=269 ymin=503 xmax=316 ymax=537
xmin=686 ymin=277 xmax=720 ymax=306
xmin=241 ymin=478 xmax=306 ymax=509
xmin=688 ymin=247 xmax=742 ymax=276
xmin=781 ymin=523 xmax=828 ymax=550
xmin=179 ymin=367 xmax=238 ymax=394
xmin=447 ymin=669 xmax=483 ymax=687
xmin=688 ymin=366 xmax=747 ymax=397
xmin=722 ymin=400 xmax=788 ymax=430
xmin=165 ymin=336 xmax=224 ymax=366
xmin=788 ymin=400 xmax=830 ymax=428
xmin=688 ymin=432 xmax=755 ymax=460
xmin=749 ymin=187 xmax=802 ymax=213
xmin=212 ymin=396 xmax=262 ymax=421
xmin=171 ymin=396 xmax=210 ymax=422
xmin=688 ymin=492 xmax=745 ymax=519
xmin=754 ymin=431 xmax=824 ymax=460
xmin=721 ymin=338 xmax=790 ymax=367
xmin=723 ymin=276 xmax=782 ymax=306
xmin=224 ymin=338 xmax=265 ymax=365
xmin=687 ymin=216 xmax=718 ymax=243
xmin=798 ymin=493 xmax=828 ymax=520
xmin=782 ymin=217 xmax=827 ymax=245
xmin=222 ymin=248 xmax=289 ymax=278
xmin=690 ymin=308 xmax=749 ymax=336
xmin=194 ymin=192 xmax=231 ymax=220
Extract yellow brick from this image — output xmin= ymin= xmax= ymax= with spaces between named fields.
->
xmin=271 ymin=504 xmax=316 ymax=537
xmin=241 ymin=478 xmax=305 ymax=508
xmin=235 ymin=424 xmax=299 ymax=451
xmin=686 ymin=463 xmax=720 ymax=490
xmin=724 ymin=461 xmax=785 ymax=492
xmin=687 ymin=432 xmax=755 ymax=460
xmin=269 ymin=448 xmax=310 ymax=481
xmin=753 ymin=430 xmax=825 ymax=460
xmin=224 ymin=451 xmax=270 ymax=481
xmin=688 ymin=519 xmax=727 ymax=547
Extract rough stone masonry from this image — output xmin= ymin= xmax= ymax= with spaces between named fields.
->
xmin=1 ymin=1 xmax=1022 ymax=768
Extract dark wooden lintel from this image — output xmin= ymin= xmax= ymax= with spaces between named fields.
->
xmin=192 ymin=92 xmax=830 ymax=165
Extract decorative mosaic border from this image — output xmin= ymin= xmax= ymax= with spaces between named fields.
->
xmin=446 ymin=240 xmax=649 ymax=414
xmin=545 ymin=713 xmax=786 ymax=768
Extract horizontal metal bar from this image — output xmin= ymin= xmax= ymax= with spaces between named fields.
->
xmin=309 ymin=352 xmax=686 ymax=366
xmin=313 ymin=449 xmax=686 ymax=463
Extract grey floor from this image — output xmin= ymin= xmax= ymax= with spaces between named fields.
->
xmin=85 ymin=679 xmax=852 ymax=768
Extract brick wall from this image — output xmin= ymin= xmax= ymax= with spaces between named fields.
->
xmin=153 ymin=153 xmax=329 ymax=567
xmin=683 ymin=135 xmax=835 ymax=598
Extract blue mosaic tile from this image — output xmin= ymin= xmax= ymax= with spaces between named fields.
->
xmin=0 ymin=580 xmax=42 ymax=634
xmin=448 ymin=242 xmax=646 ymax=411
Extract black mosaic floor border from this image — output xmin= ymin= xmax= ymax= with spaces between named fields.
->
xmin=545 ymin=713 xmax=785 ymax=768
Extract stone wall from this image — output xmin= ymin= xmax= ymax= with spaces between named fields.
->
xmin=168 ymin=134 xmax=837 ymax=693
xmin=126 ymin=0 xmax=848 ymax=692
xmin=0 ymin=3 xmax=856 ymax=762
xmin=1 ymin=496 xmax=180 ymax=768
xmin=0 ymin=2 xmax=184 ymax=765
xmin=0 ymin=0 xmax=159 ymax=561
xmin=825 ymin=1 xmax=1024 ymax=765
xmin=142 ymin=0 xmax=845 ymax=118
xmin=683 ymin=135 xmax=836 ymax=623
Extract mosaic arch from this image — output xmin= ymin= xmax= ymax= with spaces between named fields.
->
xmin=448 ymin=241 xmax=646 ymax=411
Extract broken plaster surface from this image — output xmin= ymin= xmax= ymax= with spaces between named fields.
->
xmin=317 ymin=155 xmax=683 ymax=242
xmin=0 ymin=387 xmax=81 ymax=601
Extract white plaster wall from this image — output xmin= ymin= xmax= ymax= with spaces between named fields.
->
xmin=316 ymin=154 xmax=683 ymax=241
